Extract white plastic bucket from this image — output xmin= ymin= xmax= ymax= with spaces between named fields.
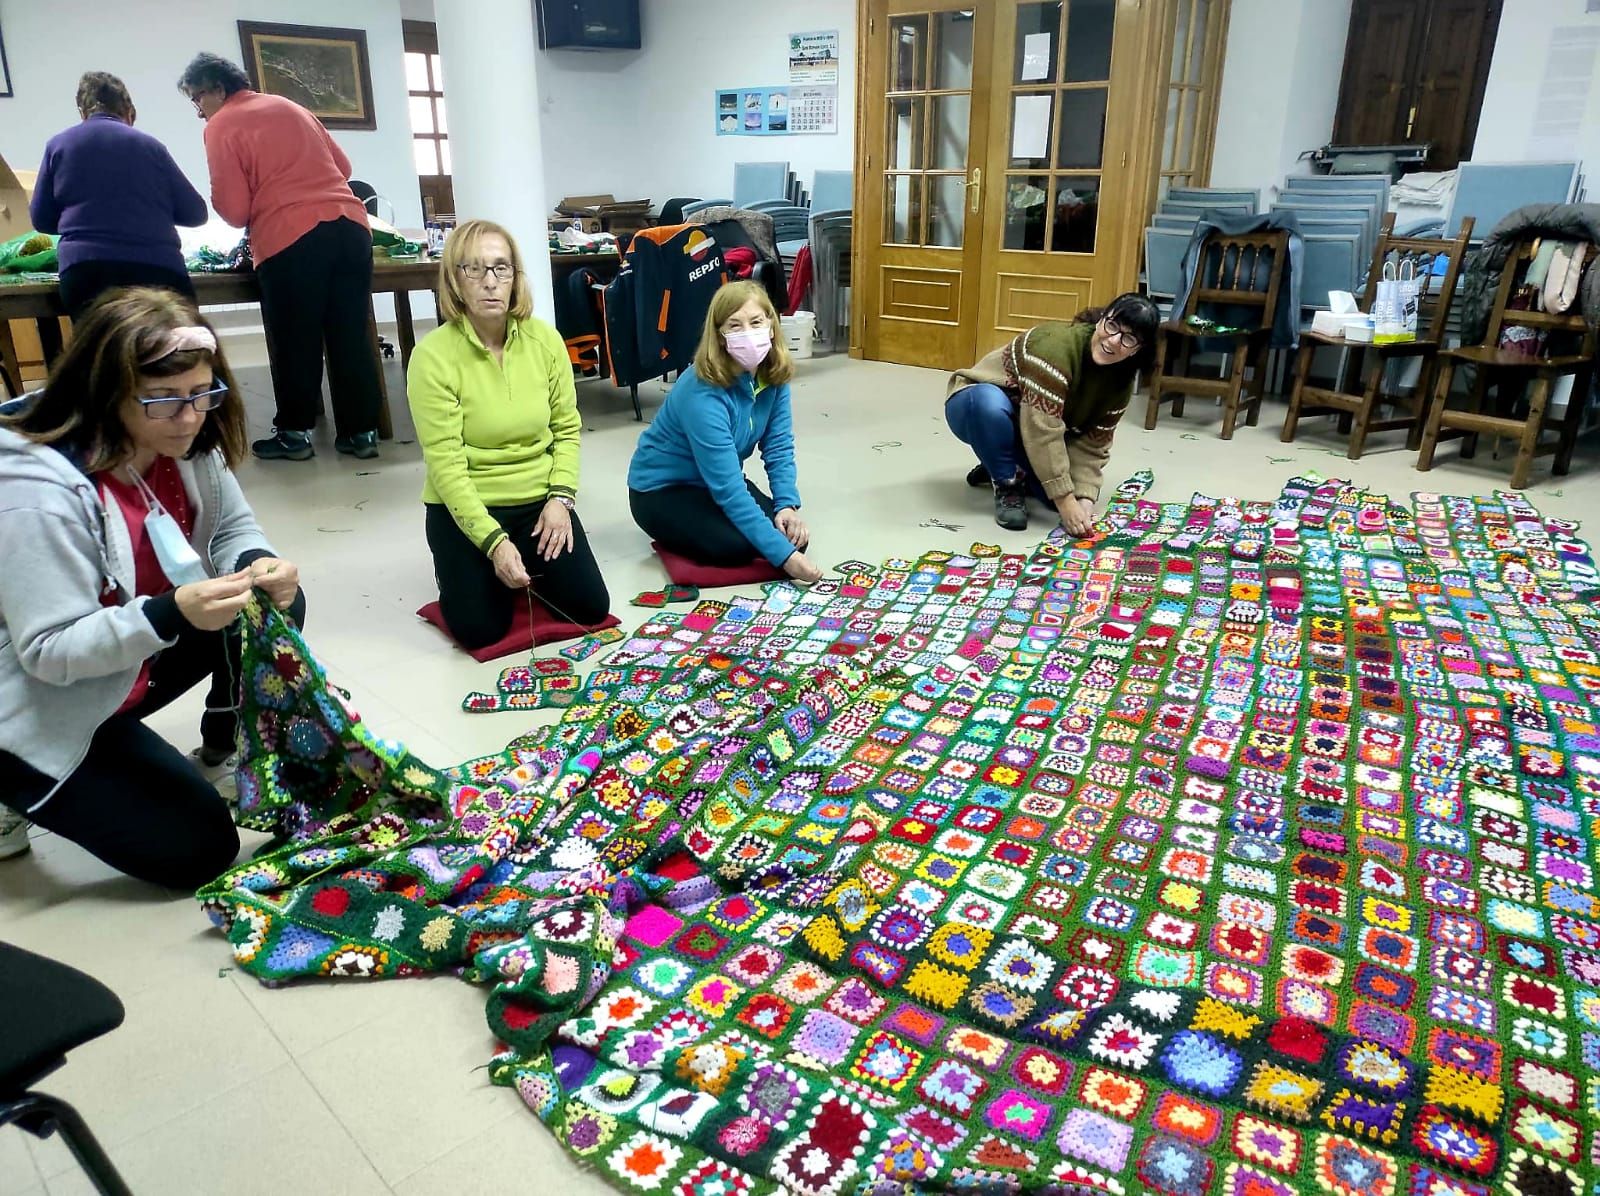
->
xmin=785 ymin=310 xmax=817 ymax=359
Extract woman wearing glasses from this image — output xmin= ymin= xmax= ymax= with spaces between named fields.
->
xmin=0 ymin=288 xmax=304 ymax=884
xmin=406 ymin=220 xmax=610 ymax=650
xmin=945 ymin=293 xmax=1159 ymax=534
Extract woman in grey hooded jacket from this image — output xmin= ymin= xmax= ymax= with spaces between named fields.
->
xmin=0 ymin=288 xmax=304 ymax=887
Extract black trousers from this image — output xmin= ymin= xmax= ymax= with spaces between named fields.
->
xmin=630 ymin=481 xmax=802 ymax=566
xmin=425 ymin=501 xmax=611 ymax=650
xmin=254 ymin=216 xmax=382 ymax=438
xmin=0 ymin=589 xmax=305 ymax=890
xmin=59 ymin=260 xmax=196 ymax=318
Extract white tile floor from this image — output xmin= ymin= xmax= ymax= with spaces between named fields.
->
xmin=2 ymin=334 xmax=1597 ymax=1194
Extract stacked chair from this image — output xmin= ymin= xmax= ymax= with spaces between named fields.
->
xmin=1143 ymin=187 xmax=1259 ymax=312
xmin=1281 ymin=213 xmax=1475 ymax=458
xmin=1417 ymin=232 xmax=1597 ymax=488
xmin=808 ymin=209 xmax=854 ymax=353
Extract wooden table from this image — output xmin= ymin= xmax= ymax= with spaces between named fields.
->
xmin=0 ymin=261 xmax=441 ymax=438
xmin=0 ymin=251 xmax=623 ymax=430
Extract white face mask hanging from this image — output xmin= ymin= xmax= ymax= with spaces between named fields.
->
xmin=123 ymin=468 xmax=210 ymax=587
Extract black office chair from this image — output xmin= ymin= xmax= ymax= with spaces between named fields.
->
xmin=0 ymin=942 xmax=131 ymax=1195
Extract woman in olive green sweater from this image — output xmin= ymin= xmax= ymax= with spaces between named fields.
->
xmin=406 ymin=219 xmax=608 ymax=648
xmin=946 ymin=293 xmax=1158 ymax=534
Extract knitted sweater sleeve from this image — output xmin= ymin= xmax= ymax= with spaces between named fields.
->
xmin=1062 ymin=379 xmax=1134 ymax=504
xmin=1008 ymin=333 xmax=1078 ymax=503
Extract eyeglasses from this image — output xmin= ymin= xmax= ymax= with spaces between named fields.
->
xmin=1101 ymin=316 xmax=1143 ymax=351
xmin=139 ymin=382 xmax=228 ymax=420
xmin=457 ymin=263 xmax=516 ymax=282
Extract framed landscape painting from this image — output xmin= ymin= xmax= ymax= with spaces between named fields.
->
xmin=237 ymin=21 xmax=376 ymax=129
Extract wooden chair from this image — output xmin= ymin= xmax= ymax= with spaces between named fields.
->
xmin=1281 ymin=214 xmax=1475 ymax=458
xmin=1143 ymin=227 xmax=1290 ymax=439
xmin=1416 ymin=235 xmax=1597 ymax=489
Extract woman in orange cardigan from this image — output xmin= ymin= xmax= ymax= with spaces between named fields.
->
xmin=179 ymin=52 xmax=383 ymax=463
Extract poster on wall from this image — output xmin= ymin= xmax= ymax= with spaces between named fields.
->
xmin=716 ymin=86 xmax=834 ymax=136
xmin=789 ymin=30 xmax=839 ymax=85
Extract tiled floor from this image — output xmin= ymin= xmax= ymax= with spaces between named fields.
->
xmin=2 ymin=333 xmax=1597 ymax=1194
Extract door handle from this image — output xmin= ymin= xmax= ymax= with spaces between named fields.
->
xmin=967 ymin=167 xmax=982 ymax=214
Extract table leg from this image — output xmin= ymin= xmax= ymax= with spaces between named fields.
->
xmin=367 ymin=303 xmax=394 ymax=440
xmin=0 ymin=321 xmax=24 ymax=397
xmin=37 ymin=316 xmax=65 ymax=369
xmin=395 ymin=290 xmax=416 ymax=370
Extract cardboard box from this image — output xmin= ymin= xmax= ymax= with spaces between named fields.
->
xmin=552 ymin=194 xmax=652 ymax=234
xmin=550 ymin=215 xmax=603 ymax=234
xmin=0 ymin=151 xmax=36 ymax=242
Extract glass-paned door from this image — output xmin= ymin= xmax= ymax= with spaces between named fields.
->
xmin=861 ymin=3 xmax=995 ymax=369
xmin=973 ymin=0 xmax=1144 ymax=358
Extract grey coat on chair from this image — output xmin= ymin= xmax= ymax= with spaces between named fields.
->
xmin=1457 ymin=203 xmax=1600 ymax=346
xmin=1170 ymin=210 xmax=1305 ymax=349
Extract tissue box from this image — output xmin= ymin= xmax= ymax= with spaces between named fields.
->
xmin=1345 ymin=318 xmax=1375 ymax=344
xmin=1311 ymin=311 xmax=1371 ymax=338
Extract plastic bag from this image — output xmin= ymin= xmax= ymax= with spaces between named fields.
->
xmin=0 ymin=232 xmax=59 ymax=274
xmin=1373 ymin=259 xmax=1418 ymax=344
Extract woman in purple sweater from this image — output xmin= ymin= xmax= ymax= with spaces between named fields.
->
xmin=30 ymin=72 xmax=209 ymax=316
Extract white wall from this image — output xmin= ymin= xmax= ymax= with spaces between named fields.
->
xmin=0 ymin=0 xmax=423 ymax=237
xmin=534 ymin=0 xmax=857 ymax=204
xmin=1209 ymin=0 xmax=1352 ymax=197
xmin=1473 ymin=0 xmax=1600 ymax=175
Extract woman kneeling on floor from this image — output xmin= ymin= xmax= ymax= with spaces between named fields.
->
xmin=407 ymin=218 xmax=610 ymax=649
xmin=945 ymin=293 xmax=1158 ymax=534
xmin=628 ymin=280 xmax=822 ymax=582
xmin=0 ymin=288 xmax=305 ymax=885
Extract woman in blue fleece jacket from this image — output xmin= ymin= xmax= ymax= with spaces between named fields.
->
xmin=628 ymin=281 xmax=822 ymax=582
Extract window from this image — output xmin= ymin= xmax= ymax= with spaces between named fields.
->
xmin=1158 ymin=0 xmax=1230 ymax=194
xmin=404 ymin=25 xmax=448 ymax=179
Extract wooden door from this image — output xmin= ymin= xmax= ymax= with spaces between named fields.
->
xmin=859 ymin=3 xmax=996 ymax=369
xmin=1333 ymin=0 xmax=1424 ymax=148
xmin=857 ymin=0 xmax=1161 ymax=370
xmin=1410 ymin=0 xmax=1500 ymax=171
xmin=1333 ymin=0 xmax=1499 ymax=172
xmin=973 ymin=0 xmax=1160 ymax=358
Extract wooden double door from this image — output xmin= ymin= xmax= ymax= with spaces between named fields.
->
xmin=857 ymin=0 xmax=1164 ymax=370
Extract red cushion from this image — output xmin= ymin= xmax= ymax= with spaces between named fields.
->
xmin=652 ymin=542 xmax=785 ymax=587
xmin=416 ymin=600 xmax=621 ymax=663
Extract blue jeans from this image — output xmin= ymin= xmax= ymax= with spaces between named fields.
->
xmin=944 ymin=384 xmax=1046 ymax=498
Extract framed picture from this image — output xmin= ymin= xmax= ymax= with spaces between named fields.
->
xmin=236 ymin=21 xmax=375 ymax=129
xmin=0 ymin=21 xmax=13 ymax=98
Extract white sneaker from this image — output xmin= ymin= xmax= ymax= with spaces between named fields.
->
xmin=188 ymin=747 xmax=240 ymax=806
xmin=0 ymin=807 xmax=31 ymax=860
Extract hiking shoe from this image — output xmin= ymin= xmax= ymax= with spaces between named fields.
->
xmin=0 ymin=808 xmax=31 ymax=860
xmin=189 ymin=745 xmax=239 ymax=806
xmin=335 ymin=431 xmax=379 ymax=459
xmin=252 ymin=430 xmax=314 ymax=461
xmin=993 ymin=480 xmax=1028 ymax=531
xmin=965 ymin=462 xmax=991 ymax=488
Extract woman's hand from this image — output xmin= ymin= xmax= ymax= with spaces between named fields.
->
xmin=533 ymin=501 xmax=575 ymax=561
xmin=1057 ymin=496 xmax=1097 ymax=537
xmin=491 ymin=539 xmax=532 ymax=588
xmin=783 ymin=551 xmax=824 ymax=585
xmin=175 ymin=571 xmax=255 ymax=631
xmin=246 ymin=557 xmax=300 ymax=609
xmin=775 ymin=507 xmax=809 ymax=548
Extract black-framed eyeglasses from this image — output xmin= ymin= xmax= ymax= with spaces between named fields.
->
xmin=139 ymin=382 xmax=228 ymax=420
xmin=1101 ymin=316 xmax=1143 ymax=351
xmin=458 ymin=263 xmax=516 ymax=282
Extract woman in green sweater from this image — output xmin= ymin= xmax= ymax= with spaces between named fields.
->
xmin=406 ymin=219 xmax=608 ymax=648
xmin=945 ymin=293 xmax=1158 ymax=534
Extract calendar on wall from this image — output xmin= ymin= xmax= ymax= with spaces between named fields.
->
xmin=715 ymin=85 xmax=836 ymax=136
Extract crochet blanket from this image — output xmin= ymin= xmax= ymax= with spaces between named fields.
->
xmin=201 ymin=471 xmax=1600 ymax=1196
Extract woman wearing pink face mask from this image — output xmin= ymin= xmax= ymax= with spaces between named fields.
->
xmin=628 ymin=281 xmax=821 ymax=582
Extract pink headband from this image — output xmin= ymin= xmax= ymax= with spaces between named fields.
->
xmin=139 ymin=325 xmax=217 ymax=365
